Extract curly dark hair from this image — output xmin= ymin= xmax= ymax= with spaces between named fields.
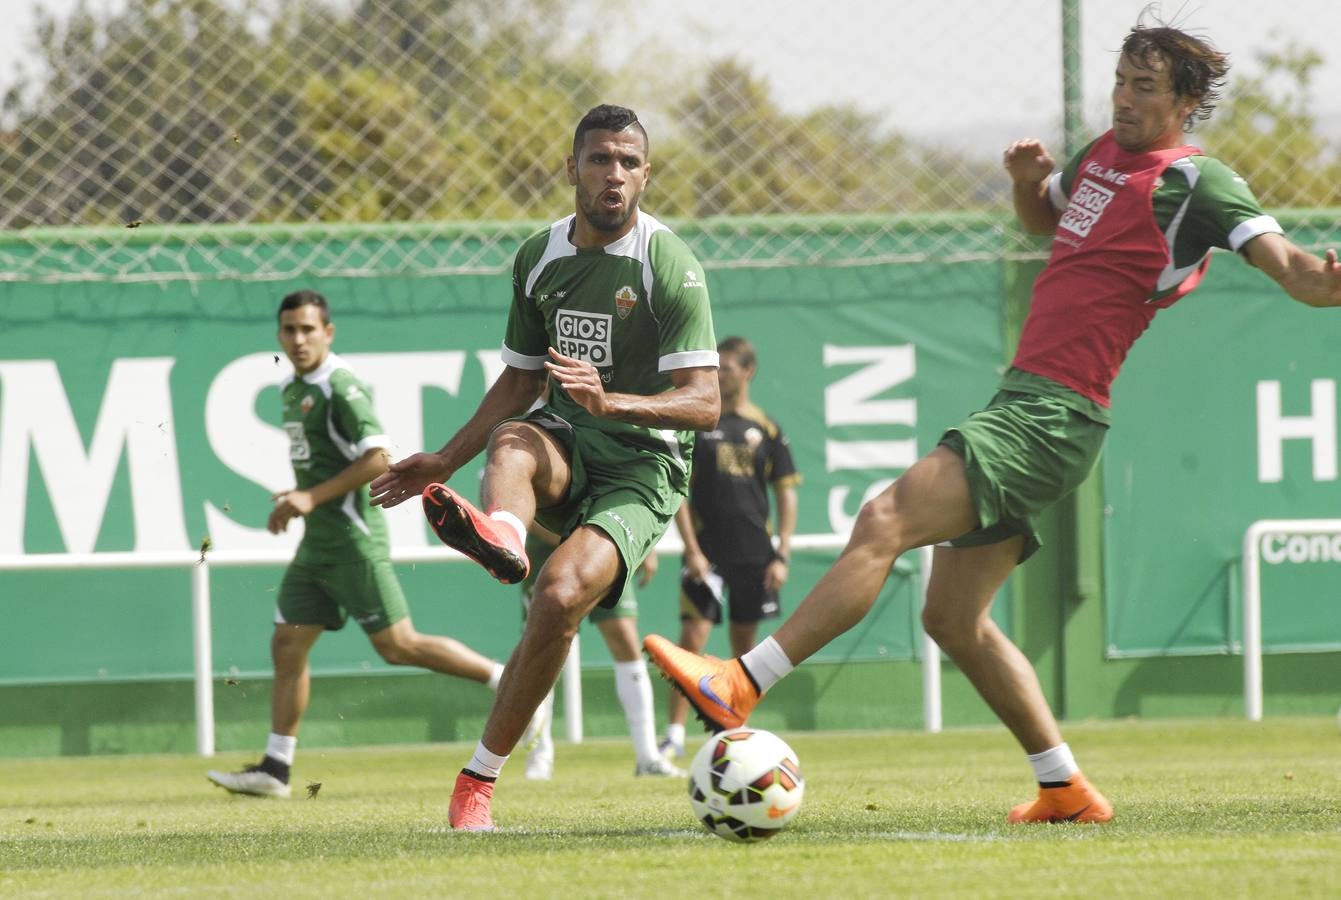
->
xmin=1123 ymin=10 xmax=1230 ymax=131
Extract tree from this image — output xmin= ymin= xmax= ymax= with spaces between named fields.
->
xmin=1200 ymin=41 xmax=1341 ymax=209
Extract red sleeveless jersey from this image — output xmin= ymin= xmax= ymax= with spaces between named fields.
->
xmin=1010 ymin=131 xmax=1209 ymax=406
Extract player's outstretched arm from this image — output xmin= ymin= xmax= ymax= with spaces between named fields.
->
xmin=269 ymin=447 xmax=388 ymax=533
xmin=544 ymin=347 xmax=720 ymax=432
xmin=1004 ymin=138 xmax=1060 ymax=235
xmin=1244 ymin=234 xmax=1341 ymax=308
xmin=369 ymin=365 xmax=547 ymax=508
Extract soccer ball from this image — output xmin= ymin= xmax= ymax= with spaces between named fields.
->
xmin=687 ymin=727 xmax=804 ymax=842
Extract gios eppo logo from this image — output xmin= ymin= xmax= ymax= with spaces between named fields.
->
xmin=555 ymin=309 xmax=613 ymax=366
xmin=1058 ymin=177 xmax=1115 ymax=239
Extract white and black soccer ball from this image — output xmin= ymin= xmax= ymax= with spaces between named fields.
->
xmin=687 ymin=727 xmax=804 ymax=843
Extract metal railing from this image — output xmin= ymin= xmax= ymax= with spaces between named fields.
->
xmin=1239 ymin=518 xmax=1341 ymax=721
xmin=0 ymin=537 xmax=940 ymax=755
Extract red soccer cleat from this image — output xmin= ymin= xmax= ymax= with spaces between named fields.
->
xmin=422 ymin=483 xmax=529 ymax=584
xmin=448 ymin=770 xmax=496 ymax=831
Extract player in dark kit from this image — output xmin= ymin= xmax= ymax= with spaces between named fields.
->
xmin=645 ymin=16 xmax=1340 ymax=824
xmin=659 ymin=336 xmax=799 ymax=761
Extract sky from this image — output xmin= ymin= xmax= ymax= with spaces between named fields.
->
xmin=3 ymin=0 xmax=1339 ymax=155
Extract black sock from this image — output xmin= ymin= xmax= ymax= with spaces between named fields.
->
xmin=462 ymin=768 xmax=497 ymax=784
xmin=257 ymin=755 xmax=291 ymax=784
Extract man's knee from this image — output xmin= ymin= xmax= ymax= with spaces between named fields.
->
xmin=920 ymin=597 xmax=990 ymax=649
xmin=370 ymin=624 xmax=421 ymax=666
xmin=529 ymin=584 xmax=593 ymax=636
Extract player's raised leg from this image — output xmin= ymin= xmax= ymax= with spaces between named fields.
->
xmin=646 ymin=446 xmax=976 ymax=731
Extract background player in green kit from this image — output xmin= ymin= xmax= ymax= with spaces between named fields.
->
xmin=208 ymin=290 xmax=520 ymax=799
xmin=646 ymin=16 xmax=1341 ymax=826
xmin=369 ymin=105 xmax=719 ymax=830
xmin=659 ymin=335 xmax=799 ymax=762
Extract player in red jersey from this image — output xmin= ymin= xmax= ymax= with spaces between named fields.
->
xmin=645 ymin=16 xmax=1340 ymax=824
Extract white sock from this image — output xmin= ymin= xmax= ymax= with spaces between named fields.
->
xmin=486 ymin=662 xmax=504 ymax=691
xmin=265 ymin=732 xmax=297 ymax=766
xmin=1027 ymin=742 xmax=1079 ymax=783
xmin=666 ymin=722 xmax=686 ymax=748
xmin=488 ymin=510 xmax=527 ymax=548
xmin=614 ymin=659 xmax=660 ymax=764
xmin=739 ymin=636 xmax=793 ymax=694
xmin=531 ymin=690 xmax=555 ymax=757
xmin=467 ymin=741 xmax=509 ymax=780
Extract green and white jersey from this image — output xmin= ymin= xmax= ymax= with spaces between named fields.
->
xmin=502 ymin=211 xmax=718 ymax=467
xmin=279 ymin=352 xmax=392 ymax=563
xmin=1049 ymin=139 xmax=1282 ymax=295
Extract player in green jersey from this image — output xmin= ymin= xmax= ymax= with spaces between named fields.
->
xmin=370 ymin=105 xmax=719 ymax=830
xmin=208 ymin=290 xmax=530 ymax=799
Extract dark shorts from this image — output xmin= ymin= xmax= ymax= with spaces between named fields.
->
xmin=679 ymin=561 xmax=780 ymax=625
xmin=938 ymin=389 xmax=1107 ymax=563
xmin=513 ymin=409 xmax=680 ymax=609
xmin=276 ymin=557 xmax=408 ymax=633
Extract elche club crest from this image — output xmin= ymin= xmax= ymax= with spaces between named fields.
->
xmin=614 ymin=285 xmax=637 ymax=319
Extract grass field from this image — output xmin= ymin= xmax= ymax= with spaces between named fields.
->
xmin=4 ymin=717 xmax=1339 ymax=898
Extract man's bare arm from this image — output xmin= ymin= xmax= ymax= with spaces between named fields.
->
xmin=545 ymin=348 xmax=720 ymax=432
xmin=369 ymin=365 xmax=547 ymax=508
xmin=1243 ymin=233 xmax=1341 ymax=309
xmin=1004 ymin=138 xmax=1060 ymax=235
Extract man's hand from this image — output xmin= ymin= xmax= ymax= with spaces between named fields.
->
xmin=544 ymin=347 xmax=609 ymax=416
xmin=1323 ymin=248 xmax=1341 ymax=305
xmin=763 ymin=557 xmax=789 ymax=592
xmin=369 ymin=452 xmax=451 ymax=508
xmin=681 ymin=546 xmax=711 ymax=584
xmin=1003 ymin=138 xmax=1056 ymax=184
xmin=636 ymin=548 xmax=659 ymax=587
xmin=268 ymin=489 xmax=315 ymax=534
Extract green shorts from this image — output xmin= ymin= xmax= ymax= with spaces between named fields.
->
xmin=938 ymin=390 xmax=1107 ymax=562
xmin=277 ymin=557 xmax=409 ymax=633
xmin=517 ymin=409 xmax=680 ymax=608
xmin=520 ymin=534 xmax=637 ymax=623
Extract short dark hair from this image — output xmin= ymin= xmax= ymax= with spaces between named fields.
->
xmin=572 ymin=104 xmax=648 ymax=158
xmin=278 ymin=289 xmax=330 ymax=324
xmin=717 ymin=336 xmax=757 ymax=370
xmin=1123 ymin=11 xmax=1230 ymax=130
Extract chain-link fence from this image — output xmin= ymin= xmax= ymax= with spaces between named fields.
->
xmin=1 ymin=0 xmax=1339 ymax=283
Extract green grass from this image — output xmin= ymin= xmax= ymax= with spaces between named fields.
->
xmin=3 ymin=718 xmax=1339 ymax=898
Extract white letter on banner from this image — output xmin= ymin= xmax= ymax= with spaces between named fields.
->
xmin=823 ymin=345 xmax=918 ymax=533
xmin=823 ymin=345 xmax=916 ymax=426
xmin=0 ymin=358 xmax=188 ymax=554
xmin=1256 ymin=379 xmax=1337 ymax=483
xmin=346 ymin=351 xmax=468 ymax=549
xmin=204 ymin=352 xmax=297 ymax=551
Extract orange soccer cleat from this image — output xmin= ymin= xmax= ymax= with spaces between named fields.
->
xmin=422 ymin=483 xmax=529 ymax=584
xmin=1007 ymin=771 xmax=1113 ymax=824
xmin=643 ymin=634 xmax=761 ymax=733
xmin=448 ymin=770 xmax=497 ymax=832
